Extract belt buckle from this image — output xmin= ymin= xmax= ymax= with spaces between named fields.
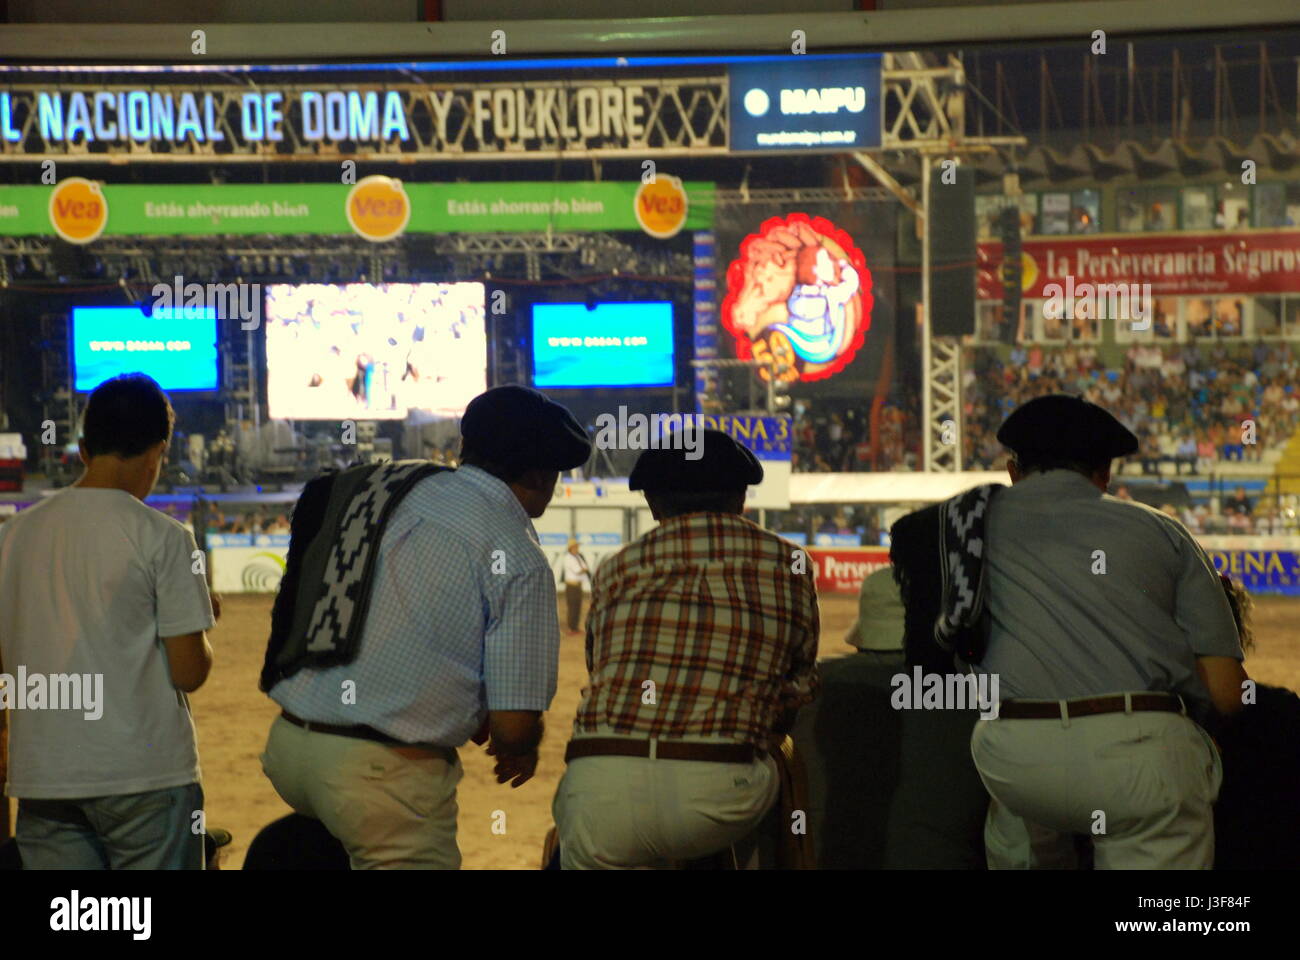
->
xmin=648 ymin=737 xmax=658 ymax=760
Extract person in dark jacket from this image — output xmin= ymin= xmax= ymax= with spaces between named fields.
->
xmin=884 ymin=502 xmax=989 ymax=869
xmin=1208 ymin=575 xmax=1300 ymax=870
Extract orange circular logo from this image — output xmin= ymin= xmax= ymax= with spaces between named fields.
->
xmin=635 ymin=175 xmax=688 ymax=239
xmin=346 ymin=175 xmax=410 ymax=243
xmin=1020 ymin=252 xmax=1038 ymax=293
xmin=49 ymin=178 xmax=107 ymax=244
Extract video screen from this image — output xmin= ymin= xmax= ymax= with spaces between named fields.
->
xmin=72 ymin=306 xmax=219 ymax=392
xmin=532 ymin=301 xmax=675 ymax=388
xmin=265 ymin=282 xmax=487 ymax=420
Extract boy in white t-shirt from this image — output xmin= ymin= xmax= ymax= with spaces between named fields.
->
xmin=0 ymin=374 xmax=215 ymax=869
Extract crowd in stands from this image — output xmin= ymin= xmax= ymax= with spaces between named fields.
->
xmin=964 ymin=341 xmax=1300 ymax=472
xmin=769 ymin=504 xmax=885 ymax=546
xmin=208 ymin=511 xmax=292 ymax=535
xmin=1113 ymin=483 xmax=1295 ymax=537
xmin=790 ymin=396 xmax=921 ymax=473
xmin=778 ymin=341 xmax=1300 ymax=537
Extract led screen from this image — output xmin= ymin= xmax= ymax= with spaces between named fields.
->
xmin=532 ymin=301 xmax=674 ymax=389
xmin=72 ymin=306 xmax=219 ymax=392
xmin=265 ymin=282 xmax=487 ymax=420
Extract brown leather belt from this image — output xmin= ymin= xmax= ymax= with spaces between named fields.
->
xmin=281 ymin=710 xmax=456 ymax=762
xmin=997 ymin=693 xmax=1185 ymax=720
xmin=565 ymin=737 xmax=756 ymax=765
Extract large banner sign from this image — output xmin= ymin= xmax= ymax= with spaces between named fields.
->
xmin=0 ymin=78 xmax=728 ymax=160
xmin=0 ymin=181 xmax=715 ymax=238
xmin=729 ymin=54 xmax=882 ymax=153
xmin=807 ymin=547 xmax=891 ymax=594
xmin=2 ymin=54 xmax=883 ymax=162
xmin=977 ymin=229 xmax=1300 ymax=299
xmin=1205 ymin=548 xmax=1300 ymax=596
xmin=716 ymin=202 xmax=894 ymax=390
xmin=807 ymin=545 xmax=1300 ymax=597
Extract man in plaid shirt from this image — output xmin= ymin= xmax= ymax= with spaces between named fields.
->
xmin=552 ymin=428 xmax=820 ymax=869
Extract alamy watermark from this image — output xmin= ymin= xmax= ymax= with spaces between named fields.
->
xmin=0 ymin=667 xmax=103 ymax=720
xmin=593 ymin=407 xmax=704 ymax=460
xmin=1042 ymin=276 xmax=1153 ymax=332
xmin=890 ymin=667 xmax=999 ymax=716
xmin=152 ymin=275 xmax=262 ymax=330
xmin=50 ymin=890 xmax=150 ymax=940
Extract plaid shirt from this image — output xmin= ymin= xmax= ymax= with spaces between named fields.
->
xmin=573 ymin=512 xmax=820 ymax=749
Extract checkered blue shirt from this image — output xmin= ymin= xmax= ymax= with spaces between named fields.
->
xmin=270 ymin=465 xmax=560 ymax=746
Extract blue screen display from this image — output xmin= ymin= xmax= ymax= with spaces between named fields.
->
xmin=72 ymin=306 xmax=219 ymax=392
xmin=532 ymin=302 xmax=674 ymax=388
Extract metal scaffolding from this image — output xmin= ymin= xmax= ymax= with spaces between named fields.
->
xmin=856 ymin=53 xmax=1026 ymax=472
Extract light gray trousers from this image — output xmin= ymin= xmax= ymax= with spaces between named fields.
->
xmin=971 ymin=703 xmax=1222 ymax=870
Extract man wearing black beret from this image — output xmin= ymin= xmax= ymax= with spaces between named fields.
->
xmin=263 ymin=385 xmax=590 ymax=869
xmin=552 ymin=428 xmax=820 ymax=869
xmin=968 ymin=394 xmax=1247 ymax=869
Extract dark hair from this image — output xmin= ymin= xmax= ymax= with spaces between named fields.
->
xmin=459 ymin=440 xmax=531 ymax=485
xmin=1011 ymin=452 xmax=1110 ymax=478
xmin=1219 ymin=574 xmax=1255 ymax=652
xmin=81 ymin=374 xmax=175 ymax=459
xmin=644 ymin=488 xmax=746 ymax=519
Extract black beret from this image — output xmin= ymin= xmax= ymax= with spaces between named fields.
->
xmin=997 ymin=394 xmax=1138 ymax=463
xmin=628 ymin=428 xmax=764 ymax=492
xmin=461 ymin=385 xmax=591 ymax=471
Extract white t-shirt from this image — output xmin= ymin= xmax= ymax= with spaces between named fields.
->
xmin=0 ymin=488 xmax=214 ymax=799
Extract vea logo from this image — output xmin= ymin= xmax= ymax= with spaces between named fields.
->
xmin=49 ymin=178 xmax=108 ymax=244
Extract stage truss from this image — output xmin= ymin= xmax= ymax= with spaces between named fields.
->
xmin=0 ymin=44 xmax=1027 ymax=474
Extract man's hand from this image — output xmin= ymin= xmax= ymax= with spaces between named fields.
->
xmin=210 ymin=593 xmax=223 ymax=623
xmin=485 ymin=742 xmax=538 ymax=788
xmin=470 ymin=717 xmax=491 ymax=746
xmin=485 ymin=710 xmax=543 ymax=787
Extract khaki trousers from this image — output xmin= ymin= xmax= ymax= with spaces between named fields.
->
xmin=971 ymin=705 xmax=1222 ymax=870
xmin=260 ymin=715 xmax=462 ymax=870
xmin=564 ymin=583 xmax=584 ymax=631
xmin=553 ymin=749 xmax=779 ymax=869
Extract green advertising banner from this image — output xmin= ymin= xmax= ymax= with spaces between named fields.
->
xmin=0 ymin=180 xmax=714 ymax=237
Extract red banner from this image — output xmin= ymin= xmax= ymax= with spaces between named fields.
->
xmin=977 ymin=229 xmax=1300 ymax=300
xmin=807 ymin=547 xmax=890 ymax=594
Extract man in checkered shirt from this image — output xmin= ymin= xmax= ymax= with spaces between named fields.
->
xmin=552 ymin=428 xmax=820 ymax=869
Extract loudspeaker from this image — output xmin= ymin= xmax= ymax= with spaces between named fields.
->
xmin=927 ymin=165 xmax=976 ymax=337
xmin=998 ymin=205 xmax=1022 ymax=344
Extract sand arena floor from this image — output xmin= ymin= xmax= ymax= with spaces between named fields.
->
xmin=178 ymin=592 xmax=1300 ymax=869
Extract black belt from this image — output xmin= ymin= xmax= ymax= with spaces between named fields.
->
xmin=280 ymin=711 xmax=456 ymax=762
xmin=996 ymin=693 xmax=1185 ymax=720
xmin=565 ymin=737 xmax=756 ymax=764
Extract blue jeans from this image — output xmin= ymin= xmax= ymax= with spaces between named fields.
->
xmin=16 ymin=782 xmax=205 ymax=870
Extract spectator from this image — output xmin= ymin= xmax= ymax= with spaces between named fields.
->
xmin=0 ymin=374 xmax=215 ymax=870
xmin=1224 ymin=487 xmax=1253 ymax=516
